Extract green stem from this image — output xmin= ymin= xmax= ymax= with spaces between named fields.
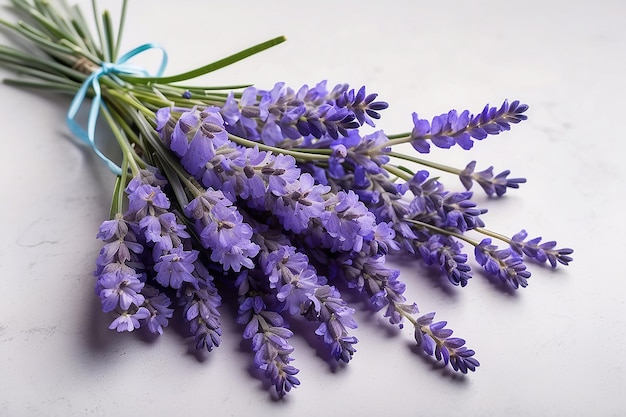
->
xmin=98 ymin=103 xmax=139 ymax=176
xmin=128 ymin=110 xmax=205 ymax=199
xmin=119 ymin=36 xmax=287 ymax=84
xmin=369 ymin=134 xmax=412 ymax=153
xmin=113 ymin=0 xmax=128 ymax=61
xmin=0 ymin=45 xmax=87 ymax=80
xmin=104 ymin=88 xmax=156 ymax=119
xmin=64 ymin=1 xmax=101 ymax=57
xmin=101 ymin=10 xmax=115 ymax=62
xmin=386 ymin=151 xmax=462 ymax=175
xmin=108 ymin=108 xmax=149 ymax=170
xmin=0 ymin=61 xmax=80 ymax=86
xmin=2 ymin=78 xmax=78 ymax=92
xmin=110 ymin=163 xmax=126 ymax=217
xmin=289 ymin=147 xmax=333 ymax=155
xmin=91 ymin=0 xmax=106 ymax=61
xmin=403 ymin=218 xmax=480 ymax=247
xmin=227 ymin=134 xmax=331 ymax=162
xmin=381 ymin=164 xmax=413 ymax=181
xmin=474 ymin=227 xmax=512 ymax=244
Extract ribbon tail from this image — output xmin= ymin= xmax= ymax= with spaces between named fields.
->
xmin=66 ymin=74 xmax=123 ymax=176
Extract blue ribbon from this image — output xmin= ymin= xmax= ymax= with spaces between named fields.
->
xmin=66 ymin=43 xmax=168 ymax=175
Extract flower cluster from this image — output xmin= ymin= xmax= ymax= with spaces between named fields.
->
xmin=95 ymin=170 xmax=222 ymax=350
xmin=0 ymin=0 xmax=574 ymax=399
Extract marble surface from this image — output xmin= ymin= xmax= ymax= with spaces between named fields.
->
xmin=1 ymin=0 xmax=625 ymax=415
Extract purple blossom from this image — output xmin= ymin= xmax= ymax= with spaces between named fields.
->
xmin=153 ymin=246 xmax=199 ymax=289
xmin=94 ymin=212 xmax=147 ymax=316
xmin=335 ymin=85 xmax=389 ymax=127
xmin=221 ymin=88 xmax=261 ymax=140
xmin=417 ymin=234 xmax=472 ymax=287
xmin=334 ymin=252 xmax=417 ymax=327
xmin=324 ymin=190 xmax=377 ymax=253
xmin=184 ymin=190 xmax=260 ymax=272
xmin=440 ymin=191 xmax=486 ymax=232
xmin=460 ymin=160 xmax=527 ymax=197
xmin=218 ymin=81 xmax=387 ymax=143
xmin=264 ymin=246 xmax=321 ymax=315
xmin=370 ymin=221 xmax=401 ymax=255
xmin=155 ymin=107 xmax=172 ymax=131
xmin=97 ymin=270 xmax=145 ymax=313
xmin=414 ymin=312 xmax=479 ymax=373
xmin=511 ymin=230 xmax=574 ymax=267
xmin=127 ymin=183 xmax=170 ymax=215
xmin=181 ymin=262 xmax=222 ymax=351
xmin=96 ymin=216 xmax=129 ymax=241
xmin=303 ymin=285 xmax=358 ymax=362
xmin=151 ymin=212 xmax=190 ymax=258
xmin=180 ymin=110 xmax=230 ymax=177
xmin=401 ymin=170 xmax=446 ymax=216
xmin=108 ymin=307 xmax=150 ymax=332
xmin=236 ymin=291 xmax=300 ymax=397
xmin=95 ymin=231 xmax=144 ymax=269
xmin=475 ymin=238 xmax=531 ymax=288
xmin=327 ymin=130 xmax=390 ymax=187
xmin=143 ymin=287 xmax=174 ymax=335
xmin=411 ymin=100 xmax=528 ymax=153
xmin=272 ymin=173 xmax=329 ymax=234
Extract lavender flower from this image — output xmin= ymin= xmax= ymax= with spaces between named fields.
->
xmin=180 ymin=261 xmax=222 ymax=351
xmin=411 ymin=100 xmax=529 ymax=153
xmin=402 ymin=171 xmax=486 ymax=234
xmin=220 ymin=81 xmax=387 ymax=142
xmin=304 ymin=285 xmax=358 ymax=363
xmin=417 ymin=233 xmax=473 ymax=287
xmin=272 ymin=173 xmax=330 ymax=234
xmin=414 ymin=312 xmax=480 ymax=373
xmin=108 ymin=307 xmax=151 ymax=332
xmin=475 ymin=238 xmax=531 ymax=288
xmin=263 ymin=245 xmax=320 ymax=314
xmin=510 ymin=230 xmax=574 ymax=267
xmin=252 ymin=223 xmax=359 ymax=362
xmin=236 ymin=273 xmax=300 ymax=397
xmin=142 ymin=287 xmax=174 ymax=335
xmin=327 ymin=130 xmax=390 ymax=189
xmin=460 ymin=161 xmax=527 ymax=197
xmin=335 ymin=85 xmax=389 ymax=127
xmin=97 ymin=269 xmax=145 ymax=313
xmin=1 ymin=1 xmax=578 ymax=398
xmin=153 ymin=246 xmax=199 ymax=288
xmin=184 ymin=189 xmax=260 ymax=272
xmin=94 ymin=214 xmax=148 ymax=330
xmin=323 ymin=190 xmax=377 ymax=253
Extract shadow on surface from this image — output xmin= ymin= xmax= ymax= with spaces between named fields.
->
xmin=408 ymin=343 xmax=470 ymax=384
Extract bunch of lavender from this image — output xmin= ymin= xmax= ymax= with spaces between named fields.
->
xmin=0 ymin=0 xmax=573 ymax=397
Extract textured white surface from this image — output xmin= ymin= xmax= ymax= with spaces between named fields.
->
xmin=1 ymin=0 xmax=625 ymax=415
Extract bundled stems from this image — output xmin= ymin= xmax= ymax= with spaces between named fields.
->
xmin=0 ymin=0 xmax=573 ymax=398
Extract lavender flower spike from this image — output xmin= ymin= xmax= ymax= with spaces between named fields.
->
xmin=304 ymin=285 xmax=358 ymax=363
xmin=94 ymin=213 xmax=147 ymax=331
xmin=414 ymin=312 xmax=479 ymax=373
xmin=460 ymin=161 xmax=527 ymax=197
xmin=184 ymin=189 xmax=260 ymax=272
xmin=475 ymin=238 xmax=531 ymax=288
xmin=511 ymin=230 xmax=574 ymax=267
xmin=411 ymin=100 xmax=528 ymax=153
xmin=237 ymin=292 xmax=300 ymax=397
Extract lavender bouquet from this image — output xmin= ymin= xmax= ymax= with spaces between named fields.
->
xmin=0 ymin=0 xmax=573 ymax=397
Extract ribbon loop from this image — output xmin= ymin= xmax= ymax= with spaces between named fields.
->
xmin=66 ymin=43 xmax=168 ymax=176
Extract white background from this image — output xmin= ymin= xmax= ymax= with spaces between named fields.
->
xmin=1 ymin=0 xmax=625 ymax=415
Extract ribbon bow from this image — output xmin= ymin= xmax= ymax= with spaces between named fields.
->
xmin=67 ymin=43 xmax=168 ymax=175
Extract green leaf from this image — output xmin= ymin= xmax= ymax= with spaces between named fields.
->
xmin=120 ymin=36 xmax=287 ymax=84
